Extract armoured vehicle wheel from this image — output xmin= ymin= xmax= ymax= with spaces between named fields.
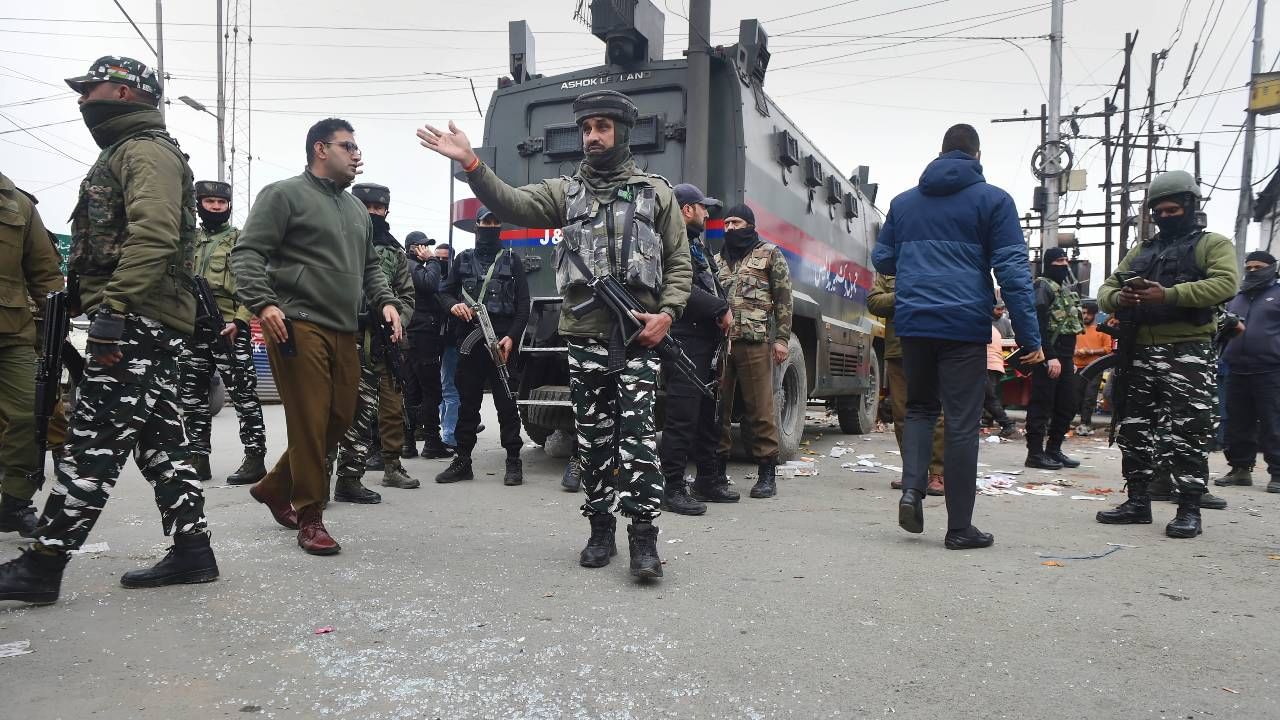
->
xmin=523 ymin=385 xmax=572 ymax=447
xmin=836 ymin=348 xmax=879 ymax=434
xmin=543 ymin=428 xmax=575 ymax=459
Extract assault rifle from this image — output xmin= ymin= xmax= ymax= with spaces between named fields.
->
xmin=1106 ymin=272 xmax=1142 ymax=446
xmin=369 ymin=308 xmax=404 ymax=392
xmin=568 ymin=273 xmax=715 ymax=399
xmin=31 ymin=290 xmax=72 ymax=490
xmin=459 ymin=301 xmax=516 ymax=400
xmin=192 ymin=275 xmax=234 ymax=356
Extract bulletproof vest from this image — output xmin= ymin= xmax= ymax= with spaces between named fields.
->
xmin=1040 ymin=277 xmax=1083 ymax=343
xmin=720 ymin=242 xmax=778 ymax=342
xmin=690 ymin=238 xmax=721 ymax=297
xmin=69 ymin=129 xmax=196 ymax=283
xmin=195 ymin=224 xmax=240 ymax=321
xmin=1128 ymin=230 xmax=1214 ymax=326
xmin=457 ymin=248 xmax=517 ymax=317
xmin=555 ymin=179 xmax=662 ymax=294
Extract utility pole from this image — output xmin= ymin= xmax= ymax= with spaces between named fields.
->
xmin=215 ymin=0 xmax=226 ymax=182
xmin=1235 ymin=0 xmax=1267 ymax=265
xmin=1139 ymin=51 xmax=1163 ymax=243
xmin=1042 ymin=0 xmax=1065 ymax=250
xmin=155 ymin=0 xmax=165 ymax=119
xmin=683 ymin=0 xmax=710 ymax=192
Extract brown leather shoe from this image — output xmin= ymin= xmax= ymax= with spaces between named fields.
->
xmin=890 ymin=478 xmax=904 ymax=490
xmin=296 ymin=505 xmax=340 ymax=556
xmin=249 ymin=481 xmax=298 ymax=530
xmin=926 ymin=474 xmax=945 ymax=496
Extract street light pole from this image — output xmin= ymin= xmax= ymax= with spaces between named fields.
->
xmin=215 ymin=0 xmax=226 ymax=183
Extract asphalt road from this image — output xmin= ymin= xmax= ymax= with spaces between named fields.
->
xmin=2 ymin=403 xmax=1277 ymax=719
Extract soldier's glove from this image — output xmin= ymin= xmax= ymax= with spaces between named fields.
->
xmin=87 ymin=310 xmax=126 ymax=357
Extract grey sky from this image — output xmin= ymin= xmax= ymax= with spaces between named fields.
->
xmin=2 ymin=0 xmax=1276 ymax=266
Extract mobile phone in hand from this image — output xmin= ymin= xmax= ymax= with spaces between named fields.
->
xmin=278 ymin=318 xmax=297 ymax=357
xmin=1123 ymin=276 xmax=1150 ymax=290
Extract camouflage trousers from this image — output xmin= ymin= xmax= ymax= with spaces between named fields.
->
xmin=568 ymin=338 xmax=662 ymax=521
xmin=1118 ymin=341 xmax=1215 ymax=494
xmin=334 ymin=359 xmax=384 ymax=478
xmin=36 ymin=313 xmax=207 ymax=551
xmin=178 ymin=321 xmax=266 ymax=457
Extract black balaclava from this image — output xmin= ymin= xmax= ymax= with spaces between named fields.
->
xmin=723 ymin=204 xmax=760 ymax=263
xmin=80 ymin=99 xmax=156 ymax=148
xmin=474 ymin=206 xmax=501 ymax=263
xmin=1151 ymin=192 xmax=1202 ymax=239
xmin=197 ymin=205 xmax=231 ymax=231
xmin=1242 ymin=250 xmax=1278 ymax=294
xmin=370 ymin=214 xmax=391 ymax=236
xmin=1042 ymin=247 xmax=1071 ymax=284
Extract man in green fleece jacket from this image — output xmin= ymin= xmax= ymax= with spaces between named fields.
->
xmin=0 ymin=56 xmax=218 ymax=606
xmin=418 ymin=90 xmax=691 ymax=580
xmin=1095 ymin=170 xmax=1238 ymax=539
xmin=231 ymin=117 xmax=400 ymax=556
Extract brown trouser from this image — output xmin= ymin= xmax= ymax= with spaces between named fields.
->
xmin=718 ymin=340 xmax=779 ymax=460
xmin=886 ymin=357 xmax=944 ymax=477
xmin=260 ymin=320 xmax=360 ymax=510
xmin=376 ymin=365 xmax=405 ymax=461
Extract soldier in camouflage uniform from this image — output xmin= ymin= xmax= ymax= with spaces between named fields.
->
xmin=178 ymin=180 xmax=268 ymax=485
xmin=332 ymin=183 xmax=417 ymax=501
xmin=0 ymin=56 xmax=218 ymax=605
xmin=419 ymin=90 xmax=692 ymax=580
xmin=1024 ymin=247 xmax=1084 ymax=471
xmin=1096 ymin=170 xmax=1239 ymax=538
xmin=0 ymin=172 xmax=64 ymax=537
xmin=714 ymin=203 xmax=793 ymax=500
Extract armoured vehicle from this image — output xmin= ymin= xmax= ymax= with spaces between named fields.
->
xmin=452 ymin=0 xmax=885 ymax=459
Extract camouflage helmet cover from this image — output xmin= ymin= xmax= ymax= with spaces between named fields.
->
xmin=195 ymin=180 xmax=232 ymax=200
xmin=572 ymin=90 xmax=639 ymax=128
xmin=65 ymin=56 xmax=163 ymax=98
xmin=352 ymin=183 xmax=391 ymax=207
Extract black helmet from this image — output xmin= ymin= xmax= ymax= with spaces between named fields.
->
xmin=352 ymin=183 xmax=390 ymax=207
xmin=572 ymin=90 xmax=639 ymax=128
xmin=195 ymin=180 xmax=232 ymax=200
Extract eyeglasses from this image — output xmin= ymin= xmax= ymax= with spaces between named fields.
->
xmin=1150 ymin=206 xmax=1183 ymax=218
xmin=323 ymin=140 xmax=361 ymax=156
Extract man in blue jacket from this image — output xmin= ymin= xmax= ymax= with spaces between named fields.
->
xmin=1217 ymin=250 xmax=1280 ymax=493
xmin=872 ymin=124 xmax=1043 ymax=550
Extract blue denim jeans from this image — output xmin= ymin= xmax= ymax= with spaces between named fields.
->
xmin=439 ymin=345 xmax=460 ymax=445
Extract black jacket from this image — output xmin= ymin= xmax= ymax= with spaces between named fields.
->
xmin=440 ymin=249 xmax=531 ymax=343
xmin=672 ymin=236 xmax=728 ymax=341
xmin=406 ymin=254 xmax=449 ymax=345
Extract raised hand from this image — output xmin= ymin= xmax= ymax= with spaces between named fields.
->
xmin=417 ymin=121 xmax=478 ymax=167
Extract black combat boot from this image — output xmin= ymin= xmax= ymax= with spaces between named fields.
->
xmin=627 ymin=521 xmax=663 ymax=579
xmin=434 ymin=456 xmax=474 ymax=483
xmin=0 ymin=547 xmax=69 ymax=605
xmin=750 ymin=459 xmax=777 ymax=499
xmin=420 ymin=435 xmax=455 ymax=460
xmin=226 ymin=453 xmax=267 ymax=486
xmin=561 ymin=459 xmax=583 ymax=492
xmin=1166 ymin=493 xmax=1203 ymax=538
xmin=898 ymin=488 xmax=925 ymax=534
xmin=191 ymin=454 xmax=213 ymax=482
xmin=364 ymin=450 xmax=385 ymax=472
xmin=1195 ymin=490 xmax=1228 ymax=510
xmin=579 ymin=513 xmax=616 ymax=568
xmin=1147 ymin=473 xmax=1174 ymax=501
xmin=1213 ymin=466 xmax=1253 ymax=487
xmin=1024 ymin=439 xmax=1063 ymax=470
xmin=691 ymin=455 xmax=739 ymax=503
xmin=0 ymin=494 xmax=39 ymax=537
xmin=401 ymin=440 xmax=418 ymax=459
xmin=1045 ymin=439 xmax=1081 ymax=468
xmin=661 ymin=473 xmax=707 ymax=516
xmin=503 ymin=456 xmax=524 ymax=486
xmin=120 ymin=531 xmax=220 ymax=588
xmin=333 ymin=475 xmax=382 ymax=504
xmin=1096 ymin=483 xmax=1153 ymax=524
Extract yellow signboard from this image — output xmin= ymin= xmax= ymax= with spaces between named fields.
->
xmin=1249 ymin=72 xmax=1280 ymax=115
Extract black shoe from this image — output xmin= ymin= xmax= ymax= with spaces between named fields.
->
xmin=750 ymin=461 xmax=777 ymax=499
xmin=401 ymin=442 xmax=418 ymax=459
xmin=898 ymin=488 xmax=924 ymax=534
xmin=503 ymin=457 xmax=523 ymax=486
xmin=662 ymin=477 xmax=707 ymax=516
xmin=0 ymin=547 xmax=68 ymax=605
xmin=434 ymin=456 xmax=473 ymax=483
xmin=1191 ymin=491 xmax=1227 ymax=510
xmin=1046 ymin=448 xmax=1081 ymax=468
xmin=1213 ymin=466 xmax=1254 ymax=486
xmin=420 ymin=439 xmax=454 ymax=460
xmin=579 ymin=513 xmax=616 ymax=568
xmin=364 ymin=453 xmax=385 ymax=472
xmin=691 ymin=476 xmax=740 ymax=503
xmin=476 ymin=423 xmax=486 ymax=434
xmin=226 ymin=453 xmax=267 ymax=486
xmin=120 ymin=532 xmax=219 ymax=588
xmin=1148 ymin=475 xmax=1174 ymax=501
xmin=1096 ymin=490 xmax=1152 ymax=524
xmin=191 ymin=454 xmax=212 ymax=482
xmin=944 ymin=525 xmax=995 ymax=550
xmin=1024 ymin=452 xmax=1064 ymax=470
xmin=561 ymin=460 xmax=583 ymax=492
xmin=1269 ymin=478 xmax=1280 ymax=494
xmin=627 ymin=522 xmax=663 ymax=579
xmin=998 ymin=421 xmax=1017 ymax=438
xmin=333 ymin=477 xmax=382 ymax=504
xmin=0 ymin=494 xmax=39 ymax=537
xmin=1166 ymin=497 xmax=1203 ymax=538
